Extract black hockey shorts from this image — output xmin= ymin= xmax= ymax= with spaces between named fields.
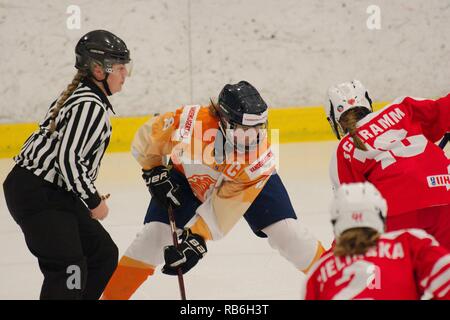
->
xmin=143 ymin=168 xmax=297 ymax=238
xmin=3 ymin=165 xmax=118 ymax=299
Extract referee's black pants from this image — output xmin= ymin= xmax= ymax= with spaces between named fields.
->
xmin=3 ymin=165 xmax=118 ymax=300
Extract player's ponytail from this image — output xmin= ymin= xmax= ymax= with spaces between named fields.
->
xmin=49 ymin=70 xmax=86 ymax=133
xmin=333 ymin=227 xmax=380 ymax=257
xmin=339 ymin=108 xmax=368 ymax=151
xmin=209 ymin=98 xmax=219 ymax=118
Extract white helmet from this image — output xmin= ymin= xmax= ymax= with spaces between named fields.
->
xmin=330 ymin=182 xmax=387 ymax=237
xmin=325 ymin=80 xmax=373 ymax=139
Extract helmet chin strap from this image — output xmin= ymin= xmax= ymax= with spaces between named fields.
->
xmin=90 ymin=69 xmax=112 ymax=96
xmin=101 ymin=73 xmax=112 ymax=96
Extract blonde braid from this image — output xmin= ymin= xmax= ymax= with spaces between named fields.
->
xmin=49 ymin=70 xmax=86 ymax=133
xmin=339 ymin=108 xmax=368 ymax=151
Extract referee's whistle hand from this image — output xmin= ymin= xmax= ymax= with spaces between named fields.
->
xmin=90 ymin=200 xmax=109 ymax=220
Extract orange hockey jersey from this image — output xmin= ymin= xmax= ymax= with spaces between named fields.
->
xmin=131 ymin=105 xmax=276 ymax=240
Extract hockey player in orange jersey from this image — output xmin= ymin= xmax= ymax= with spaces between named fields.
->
xmin=303 ymin=182 xmax=450 ymax=300
xmin=102 ymin=81 xmax=325 ymax=299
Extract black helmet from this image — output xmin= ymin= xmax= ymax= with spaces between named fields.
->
xmin=217 ymin=81 xmax=268 ymax=127
xmin=216 ymin=81 xmax=268 ymax=153
xmin=75 ymin=30 xmax=131 ymax=73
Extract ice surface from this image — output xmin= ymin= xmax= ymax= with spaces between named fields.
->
xmin=0 ymin=141 xmax=351 ymax=299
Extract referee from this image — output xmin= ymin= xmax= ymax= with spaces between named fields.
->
xmin=3 ymin=30 xmax=132 ymax=299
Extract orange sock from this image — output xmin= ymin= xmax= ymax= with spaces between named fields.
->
xmin=102 ymin=256 xmax=155 ymax=300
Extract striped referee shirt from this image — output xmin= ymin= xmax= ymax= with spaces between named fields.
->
xmin=14 ymin=77 xmax=114 ymax=209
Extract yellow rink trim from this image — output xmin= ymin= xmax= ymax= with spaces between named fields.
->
xmin=0 ymin=102 xmax=389 ymax=158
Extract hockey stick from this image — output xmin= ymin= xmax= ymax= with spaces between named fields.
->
xmin=168 ymin=203 xmax=187 ymax=300
xmin=439 ymin=133 xmax=449 ymax=149
xmin=160 ymin=126 xmax=186 ymax=300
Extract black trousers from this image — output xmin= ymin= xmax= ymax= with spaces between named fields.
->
xmin=3 ymin=165 xmax=118 ymax=300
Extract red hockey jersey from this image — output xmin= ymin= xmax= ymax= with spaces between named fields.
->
xmin=303 ymin=229 xmax=450 ymax=300
xmin=330 ymin=95 xmax=450 ymax=216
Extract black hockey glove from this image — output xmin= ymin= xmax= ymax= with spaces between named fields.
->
xmin=162 ymin=229 xmax=207 ymax=276
xmin=142 ymin=166 xmax=182 ymax=209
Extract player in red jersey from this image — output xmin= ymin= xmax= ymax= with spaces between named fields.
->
xmin=303 ymin=182 xmax=450 ymax=300
xmin=324 ymin=80 xmax=450 ymax=249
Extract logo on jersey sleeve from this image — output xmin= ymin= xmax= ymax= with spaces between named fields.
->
xmin=163 ymin=117 xmax=174 ymax=130
xmin=427 ymin=175 xmax=450 ymax=190
xmin=173 ymin=105 xmax=200 ymax=142
xmin=245 ymin=148 xmax=276 ymax=180
xmin=427 ymin=165 xmax=450 ymax=190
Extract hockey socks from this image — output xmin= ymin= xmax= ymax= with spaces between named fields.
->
xmin=101 ymin=256 xmax=155 ymax=300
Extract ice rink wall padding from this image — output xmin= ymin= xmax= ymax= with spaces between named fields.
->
xmin=0 ymin=102 xmax=388 ymax=158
